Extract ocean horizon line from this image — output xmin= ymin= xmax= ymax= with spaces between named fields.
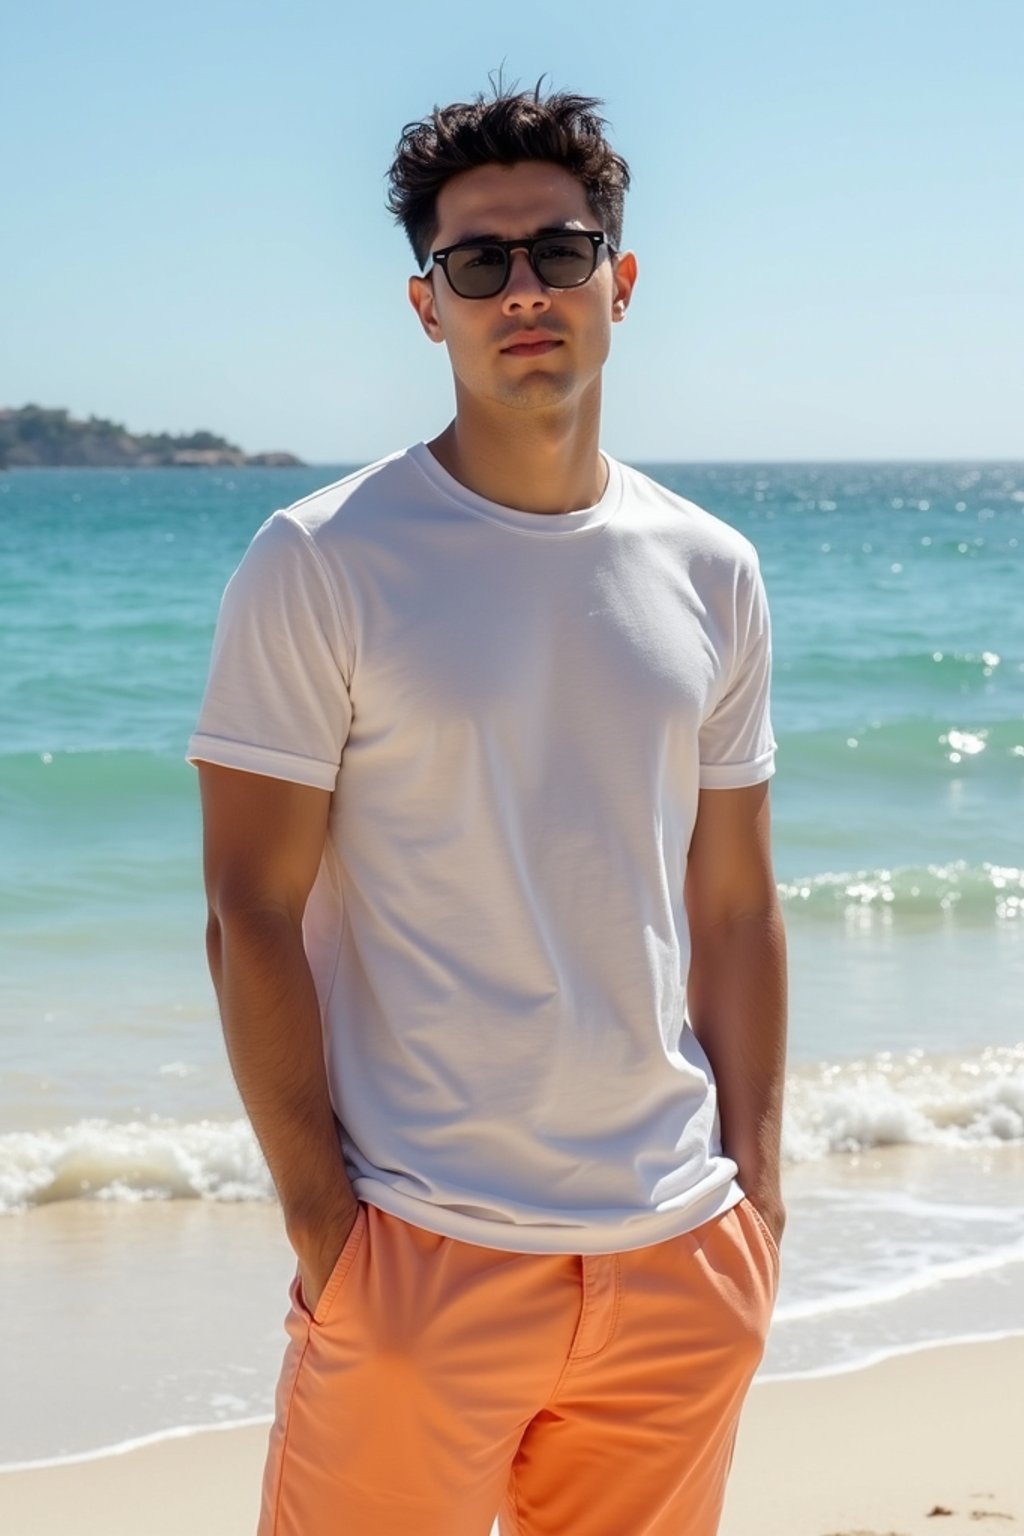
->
xmin=4 ymin=455 xmax=1023 ymax=471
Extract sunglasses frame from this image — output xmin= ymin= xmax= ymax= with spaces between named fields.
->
xmin=429 ymin=230 xmax=613 ymax=300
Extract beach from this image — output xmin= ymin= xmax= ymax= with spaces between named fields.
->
xmin=3 ymin=1336 xmax=1021 ymax=1535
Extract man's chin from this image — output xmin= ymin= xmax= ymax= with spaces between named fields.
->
xmin=495 ymin=373 xmax=577 ymax=411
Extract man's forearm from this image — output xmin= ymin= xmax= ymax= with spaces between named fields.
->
xmin=686 ymin=904 xmax=788 ymax=1200
xmin=206 ymin=906 xmax=356 ymax=1237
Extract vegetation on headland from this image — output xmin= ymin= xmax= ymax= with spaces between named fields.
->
xmin=0 ymin=405 xmax=304 ymax=468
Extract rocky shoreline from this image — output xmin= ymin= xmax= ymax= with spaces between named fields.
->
xmin=0 ymin=406 xmax=304 ymax=469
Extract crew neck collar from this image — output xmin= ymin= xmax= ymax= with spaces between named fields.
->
xmin=408 ymin=441 xmax=622 ymax=537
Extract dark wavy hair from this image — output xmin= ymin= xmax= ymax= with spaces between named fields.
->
xmin=385 ymin=81 xmax=631 ymax=270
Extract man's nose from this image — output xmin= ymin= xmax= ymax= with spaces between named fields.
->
xmin=501 ymin=248 xmax=551 ymax=313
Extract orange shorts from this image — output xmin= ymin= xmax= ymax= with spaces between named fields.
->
xmin=259 ymin=1196 xmax=779 ymax=1536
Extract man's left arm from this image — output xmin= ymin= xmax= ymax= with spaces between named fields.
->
xmin=683 ymin=779 xmax=788 ymax=1248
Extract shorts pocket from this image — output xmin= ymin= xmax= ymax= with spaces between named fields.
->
xmin=742 ymin=1195 xmax=781 ymax=1273
xmin=294 ymin=1202 xmax=368 ymax=1327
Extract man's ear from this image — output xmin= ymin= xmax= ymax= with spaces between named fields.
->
xmin=610 ymin=250 xmax=638 ymax=321
xmin=408 ymin=274 xmax=446 ymax=344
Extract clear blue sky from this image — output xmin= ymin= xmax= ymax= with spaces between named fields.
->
xmin=3 ymin=0 xmax=1022 ymax=463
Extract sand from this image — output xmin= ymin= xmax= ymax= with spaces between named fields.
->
xmin=1 ymin=1336 xmax=1021 ymax=1535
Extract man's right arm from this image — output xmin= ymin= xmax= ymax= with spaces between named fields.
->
xmin=198 ymin=760 xmax=358 ymax=1313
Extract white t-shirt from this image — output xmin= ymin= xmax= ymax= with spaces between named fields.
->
xmin=188 ymin=444 xmax=778 ymax=1254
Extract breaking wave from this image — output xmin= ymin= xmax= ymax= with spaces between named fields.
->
xmin=2 ymin=1044 xmax=1022 ymax=1211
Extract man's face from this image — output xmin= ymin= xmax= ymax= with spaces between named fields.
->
xmin=408 ymin=160 xmax=637 ymax=415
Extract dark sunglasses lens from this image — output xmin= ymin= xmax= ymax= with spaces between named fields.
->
xmin=445 ymin=245 xmax=509 ymax=298
xmin=442 ymin=235 xmax=602 ymax=297
xmin=533 ymin=235 xmax=598 ymax=287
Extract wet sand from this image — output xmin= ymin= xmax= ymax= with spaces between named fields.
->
xmin=2 ymin=1337 xmax=1021 ymax=1535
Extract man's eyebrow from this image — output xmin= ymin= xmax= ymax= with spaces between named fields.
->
xmin=447 ymin=222 xmax=584 ymax=244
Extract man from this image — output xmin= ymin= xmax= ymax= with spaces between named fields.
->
xmin=189 ymin=83 xmax=787 ymax=1536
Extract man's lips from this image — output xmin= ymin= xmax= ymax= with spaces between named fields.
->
xmin=499 ymin=334 xmax=564 ymax=357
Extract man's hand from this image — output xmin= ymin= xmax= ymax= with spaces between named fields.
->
xmin=291 ymin=1195 xmax=362 ymax=1318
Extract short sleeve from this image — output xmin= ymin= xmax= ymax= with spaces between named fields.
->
xmin=186 ymin=511 xmax=353 ymax=790
xmin=698 ymin=554 xmax=778 ymax=789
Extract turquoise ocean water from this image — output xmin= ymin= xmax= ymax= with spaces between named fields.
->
xmin=1 ymin=460 xmax=1022 ymax=1463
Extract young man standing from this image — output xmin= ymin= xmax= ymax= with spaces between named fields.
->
xmin=189 ymin=85 xmax=787 ymax=1536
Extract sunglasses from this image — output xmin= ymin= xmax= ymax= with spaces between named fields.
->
xmin=429 ymin=230 xmax=613 ymax=300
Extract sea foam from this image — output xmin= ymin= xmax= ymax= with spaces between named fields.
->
xmin=0 ymin=1117 xmax=272 ymax=1212
xmin=783 ymin=1044 xmax=1024 ymax=1160
xmin=2 ymin=1045 xmax=1022 ymax=1211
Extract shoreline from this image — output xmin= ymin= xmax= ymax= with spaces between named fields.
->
xmin=2 ymin=1337 xmax=1021 ymax=1536
xmin=4 ymin=1173 xmax=1024 ymax=1468
xmin=6 ymin=1324 xmax=1024 ymax=1476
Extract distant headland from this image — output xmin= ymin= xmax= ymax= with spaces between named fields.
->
xmin=0 ymin=405 xmax=305 ymax=469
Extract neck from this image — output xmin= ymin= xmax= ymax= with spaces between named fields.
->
xmin=427 ymin=383 xmax=606 ymax=515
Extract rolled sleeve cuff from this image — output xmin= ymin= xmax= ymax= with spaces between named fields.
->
xmin=186 ymin=733 xmax=339 ymax=792
xmin=698 ymin=746 xmax=777 ymax=790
